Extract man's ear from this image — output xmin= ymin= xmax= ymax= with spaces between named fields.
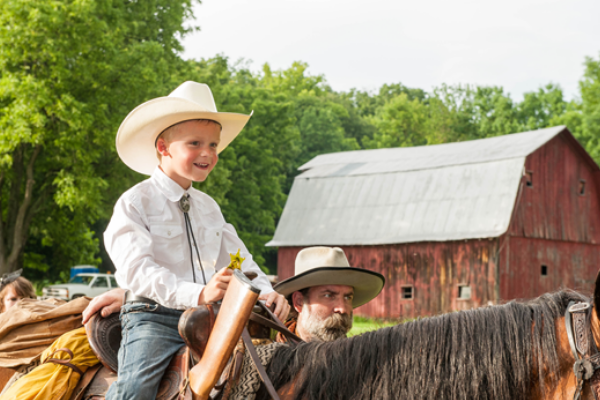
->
xmin=292 ymin=291 xmax=304 ymax=313
xmin=156 ymin=138 xmax=170 ymax=157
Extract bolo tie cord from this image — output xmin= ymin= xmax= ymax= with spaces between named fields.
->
xmin=179 ymin=195 xmax=207 ymax=285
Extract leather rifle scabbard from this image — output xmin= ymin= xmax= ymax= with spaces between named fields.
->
xmin=189 ymin=270 xmax=260 ymax=400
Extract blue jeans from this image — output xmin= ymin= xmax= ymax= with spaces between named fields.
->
xmin=105 ymin=303 xmax=185 ymax=400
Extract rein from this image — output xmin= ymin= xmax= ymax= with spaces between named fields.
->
xmin=565 ymin=301 xmax=600 ymax=400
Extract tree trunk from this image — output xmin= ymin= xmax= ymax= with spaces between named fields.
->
xmin=0 ymin=144 xmax=42 ymax=276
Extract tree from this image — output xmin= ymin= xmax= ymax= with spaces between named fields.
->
xmin=0 ymin=0 xmax=197 ymax=275
xmin=517 ymin=84 xmax=567 ymax=130
xmin=576 ymin=54 xmax=600 ymax=162
xmin=363 ymin=93 xmax=428 ymax=149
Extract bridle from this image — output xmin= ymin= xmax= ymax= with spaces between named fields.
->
xmin=565 ymin=301 xmax=600 ymax=400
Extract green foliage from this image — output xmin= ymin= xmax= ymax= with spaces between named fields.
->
xmin=363 ymin=93 xmax=428 ymax=149
xmin=576 ymin=54 xmax=600 ymax=161
xmin=0 ymin=0 xmax=198 ymax=277
xmin=2 ymin=1 xmax=600 ymax=279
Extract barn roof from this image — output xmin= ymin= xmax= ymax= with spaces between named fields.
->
xmin=268 ymin=126 xmax=588 ymax=247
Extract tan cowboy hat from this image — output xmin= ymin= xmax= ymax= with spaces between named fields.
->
xmin=116 ymin=81 xmax=252 ymax=175
xmin=274 ymin=247 xmax=385 ymax=308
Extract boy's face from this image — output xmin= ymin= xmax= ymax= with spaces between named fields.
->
xmin=157 ymin=120 xmax=221 ymax=188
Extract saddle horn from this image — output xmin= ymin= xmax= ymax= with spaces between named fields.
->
xmin=189 ymin=269 xmax=260 ymax=400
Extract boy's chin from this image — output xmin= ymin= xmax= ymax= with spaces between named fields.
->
xmin=191 ymin=174 xmax=209 ymax=183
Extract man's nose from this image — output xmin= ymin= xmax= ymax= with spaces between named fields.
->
xmin=333 ymin=299 xmax=352 ymax=314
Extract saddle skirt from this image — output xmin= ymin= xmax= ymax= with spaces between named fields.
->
xmin=73 ymin=346 xmax=192 ymax=400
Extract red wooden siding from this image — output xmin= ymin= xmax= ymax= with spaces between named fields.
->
xmin=500 ymin=237 xmax=600 ymax=300
xmin=503 ymin=131 xmax=600 ymax=300
xmin=509 ymin=133 xmax=600 ymax=243
xmin=278 ymin=240 xmax=499 ymax=319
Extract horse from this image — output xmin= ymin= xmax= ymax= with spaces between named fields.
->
xmin=256 ymin=281 xmax=600 ymax=400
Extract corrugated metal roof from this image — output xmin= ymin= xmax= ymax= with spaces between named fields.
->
xmin=267 ymin=126 xmax=567 ymax=247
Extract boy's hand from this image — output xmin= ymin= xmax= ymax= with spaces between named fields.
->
xmin=198 ymin=268 xmax=233 ymax=305
xmin=259 ymin=291 xmax=290 ymax=322
xmin=82 ymin=288 xmax=126 ymax=324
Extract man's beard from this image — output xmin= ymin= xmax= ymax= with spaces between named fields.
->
xmin=298 ymin=302 xmax=353 ymax=342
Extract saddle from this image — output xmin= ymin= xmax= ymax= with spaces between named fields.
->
xmin=81 ymin=301 xmax=300 ymax=400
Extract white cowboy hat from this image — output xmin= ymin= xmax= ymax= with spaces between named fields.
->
xmin=274 ymin=247 xmax=385 ymax=308
xmin=116 ymin=81 xmax=252 ymax=175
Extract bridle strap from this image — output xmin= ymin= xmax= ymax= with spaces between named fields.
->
xmin=567 ymin=301 xmax=580 ymax=359
xmin=565 ymin=301 xmax=600 ymax=400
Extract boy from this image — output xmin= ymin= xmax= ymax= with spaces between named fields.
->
xmin=103 ymin=81 xmax=289 ymax=400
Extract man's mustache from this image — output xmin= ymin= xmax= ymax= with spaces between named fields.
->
xmin=321 ymin=311 xmax=353 ymax=332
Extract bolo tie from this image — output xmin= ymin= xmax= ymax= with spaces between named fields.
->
xmin=178 ymin=194 xmax=207 ymax=285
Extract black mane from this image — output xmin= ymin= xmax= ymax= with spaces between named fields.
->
xmin=259 ymin=290 xmax=587 ymax=400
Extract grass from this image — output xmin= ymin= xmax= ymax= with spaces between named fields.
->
xmin=349 ymin=316 xmax=398 ymax=336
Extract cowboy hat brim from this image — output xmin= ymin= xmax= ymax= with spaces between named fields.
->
xmin=274 ymin=267 xmax=385 ymax=308
xmin=116 ymin=96 xmax=252 ymax=176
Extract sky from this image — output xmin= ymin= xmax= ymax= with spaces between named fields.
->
xmin=181 ymin=0 xmax=600 ymax=101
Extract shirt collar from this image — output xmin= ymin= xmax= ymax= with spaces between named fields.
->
xmin=151 ymin=167 xmax=189 ymax=202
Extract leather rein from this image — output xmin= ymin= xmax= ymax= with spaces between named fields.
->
xmin=565 ymin=301 xmax=600 ymax=400
xmin=218 ymin=301 xmax=302 ymax=400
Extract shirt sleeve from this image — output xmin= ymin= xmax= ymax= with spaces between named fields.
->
xmin=216 ymin=223 xmax=274 ymax=295
xmin=104 ymin=195 xmax=204 ymax=309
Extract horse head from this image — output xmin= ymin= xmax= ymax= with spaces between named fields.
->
xmin=545 ymin=272 xmax=600 ymax=400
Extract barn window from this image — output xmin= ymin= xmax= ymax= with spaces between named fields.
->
xmin=579 ymin=179 xmax=586 ymax=196
xmin=401 ymin=286 xmax=414 ymax=300
xmin=541 ymin=265 xmax=548 ymax=276
xmin=525 ymin=171 xmax=533 ymax=187
xmin=458 ymin=285 xmax=471 ymax=300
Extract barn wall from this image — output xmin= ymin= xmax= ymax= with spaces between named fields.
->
xmin=500 ymin=236 xmax=600 ymax=300
xmin=510 ymin=133 xmax=600 ymax=244
xmin=277 ymin=239 xmax=499 ymax=319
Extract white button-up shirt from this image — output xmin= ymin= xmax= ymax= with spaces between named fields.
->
xmin=104 ymin=168 xmax=273 ymax=309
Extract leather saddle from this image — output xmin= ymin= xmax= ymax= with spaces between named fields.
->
xmin=82 ymin=298 xmax=300 ymax=400
xmin=85 ymin=303 xmax=273 ymax=374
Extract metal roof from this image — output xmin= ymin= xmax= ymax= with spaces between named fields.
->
xmin=267 ymin=126 xmax=568 ymax=247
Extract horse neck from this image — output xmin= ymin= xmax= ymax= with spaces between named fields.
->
xmin=542 ymin=305 xmax=600 ymax=400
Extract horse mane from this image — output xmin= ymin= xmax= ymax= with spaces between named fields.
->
xmin=258 ymin=290 xmax=588 ymax=400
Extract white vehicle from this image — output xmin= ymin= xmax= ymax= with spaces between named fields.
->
xmin=42 ymin=273 xmax=119 ymax=301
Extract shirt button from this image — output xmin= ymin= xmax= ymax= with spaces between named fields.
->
xmin=216 ymin=232 xmax=219 ymax=236
xmin=167 ymin=230 xmax=171 ymax=236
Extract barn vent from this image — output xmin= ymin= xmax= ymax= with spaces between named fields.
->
xmin=541 ymin=265 xmax=548 ymax=276
xmin=401 ymin=286 xmax=414 ymax=300
xmin=579 ymin=179 xmax=586 ymax=195
xmin=526 ymin=171 xmax=533 ymax=187
xmin=458 ymin=285 xmax=471 ymax=300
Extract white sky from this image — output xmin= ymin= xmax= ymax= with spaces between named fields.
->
xmin=182 ymin=0 xmax=600 ymax=101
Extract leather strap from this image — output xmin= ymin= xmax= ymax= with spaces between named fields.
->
xmin=221 ymin=339 xmax=246 ymax=400
xmin=44 ymin=348 xmax=84 ymax=376
xmin=69 ymin=363 xmax=102 ymax=400
xmin=249 ymin=313 xmax=302 ymax=344
xmin=565 ymin=301 xmax=600 ymax=400
xmin=255 ymin=301 xmax=302 ymax=344
xmin=241 ymin=328 xmax=280 ymax=400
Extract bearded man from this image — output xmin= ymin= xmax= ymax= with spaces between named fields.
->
xmin=273 ymin=246 xmax=385 ymax=343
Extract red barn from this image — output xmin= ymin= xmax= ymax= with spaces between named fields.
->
xmin=267 ymin=126 xmax=600 ymax=319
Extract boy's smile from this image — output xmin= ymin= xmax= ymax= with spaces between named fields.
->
xmin=156 ymin=120 xmax=221 ymax=189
